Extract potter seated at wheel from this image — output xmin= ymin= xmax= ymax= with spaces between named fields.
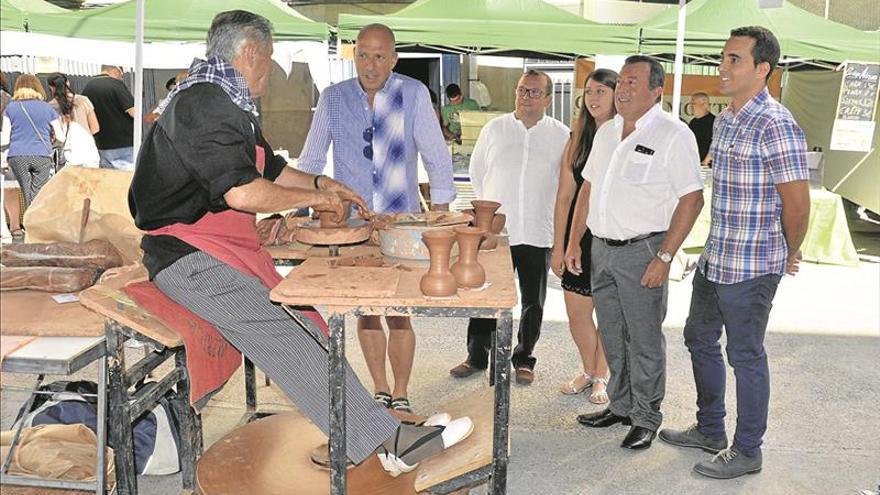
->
xmin=128 ymin=10 xmax=473 ymax=476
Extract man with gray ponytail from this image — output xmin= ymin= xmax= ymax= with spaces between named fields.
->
xmin=129 ymin=10 xmax=472 ymax=475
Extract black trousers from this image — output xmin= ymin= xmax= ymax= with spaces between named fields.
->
xmin=465 ymin=244 xmax=551 ymax=370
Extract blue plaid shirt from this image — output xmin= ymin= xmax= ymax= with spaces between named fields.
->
xmin=699 ymin=88 xmax=808 ymax=285
xmin=297 ymin=73 xmax=454 ymax=213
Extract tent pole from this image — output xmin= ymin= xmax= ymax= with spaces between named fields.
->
xmin=671 ymin=0 xmax=686 ymax=120
xmin=133 ymin=0 xmax=145 ymax=165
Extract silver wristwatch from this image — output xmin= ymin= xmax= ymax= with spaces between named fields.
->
xmin=656 ymin=250 xmax=673 ymax=263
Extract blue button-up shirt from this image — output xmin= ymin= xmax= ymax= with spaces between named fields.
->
xmin=699 ymin=88 xmax=808 ymax=285
xmin=297 ymin=73 xmax=455 ymax=213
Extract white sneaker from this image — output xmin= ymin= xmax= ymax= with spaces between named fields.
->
xmin=377 ymin=451 xmax=417 ymax=477
xmin=423 ymin=412 xmax=451 ymax=427
xmin=440 ymin=417 xmax=474 ymax=449
xmin=378 ymin=416 xmax=474 ymax=477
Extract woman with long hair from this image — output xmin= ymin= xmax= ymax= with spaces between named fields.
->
xmin=551 ymin=69 xmax=618 ymax=404
xmin=46 ymin=72 xmax=100 ymax=167
xmin=3 ymin=74 xmax=60 ymax=208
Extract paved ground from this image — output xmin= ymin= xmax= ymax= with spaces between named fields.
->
xmin=2 ymin=215 xmax=878 ymax=494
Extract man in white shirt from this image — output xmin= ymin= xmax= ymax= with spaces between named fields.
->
xmin=564 ymin=56 xmax=704 ymax=450
xmin=449 ymin=70 xmax=570 ymax=385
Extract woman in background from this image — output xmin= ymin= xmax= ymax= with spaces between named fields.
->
xmin=3 ymin=74 xmax=60 ymax=208
xmin=46 ymin=72 xmax=100 ymax=167
xmin=551 ymin=69 xmax=618 ymax=404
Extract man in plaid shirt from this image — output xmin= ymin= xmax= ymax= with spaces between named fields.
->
xmin=659 ymin=26 xmax=810 ymax=479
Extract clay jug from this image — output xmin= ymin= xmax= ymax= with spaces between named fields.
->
xmin=420 ymin=230 xmax=458 ymax=297
xmin=318 ymin=200 xmax=351 ymax=229
xmin=451 ymin=226 xmax=486 ymax=289
xmin=471 ymin=200 xmax=501 ymax=250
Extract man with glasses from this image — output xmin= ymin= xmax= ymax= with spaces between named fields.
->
xmin=449 ymin=70 xmax=569 ymax=385
xmin=298 ymin=23 xmax=454 ymax=414
xmin=688 ymin=92 xmax=715 ymax=166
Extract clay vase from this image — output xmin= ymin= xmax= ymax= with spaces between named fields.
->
xmin=451 ymin=226 xmax=486 ymax=289
xmin=318 ymin=200 xmax=351 ymax=229
xmin=419 ymin=230 xmax=458 ymax=297
xmin=471 ymin=200 xmax=501 ymax=251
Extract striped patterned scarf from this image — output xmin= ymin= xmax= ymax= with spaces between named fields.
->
xmin=371 ymin=76 xmax=408 ymax=213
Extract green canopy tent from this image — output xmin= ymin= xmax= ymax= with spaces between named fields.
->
xmin=0 ymin=0 xmax=65 ymax=32
xmin=636 ymin=0 xmax=880 ymax=217
xmin=637 ymin=0 xmax=880 ymax=66
xmin=19 ymin=0 xmax=328 ymax=42
xmin=337 ymin=0 xmax=639 ymax=58
xmin=2 ymin=0 xmax=329 ymax=158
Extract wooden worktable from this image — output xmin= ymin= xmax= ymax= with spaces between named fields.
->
xmin=270 ymin=240 xmax=518 ymax=316
xmin=269 ymin=239 xmax=518 ymax=495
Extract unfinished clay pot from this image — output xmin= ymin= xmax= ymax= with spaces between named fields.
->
xmin=419 ymin=230 xmax=457 ymax=297
xmin=317 ymin=200 xmax=351 ymax=229
xmin=491 ymin=213 xmax=506 ymax=235
xmin=471 ymin=200 xmax=501 ymax=251
xmin=451 ymin=227 xmax=486 ymax=289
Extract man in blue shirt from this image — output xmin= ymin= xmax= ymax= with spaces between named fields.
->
xmin=659 ymin=26 xmax=810 ymax=480
xmin=298 ymin=23 xmax=455 ymax=414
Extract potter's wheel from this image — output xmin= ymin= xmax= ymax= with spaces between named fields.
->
xmin=295 ymin=218 xmax=372 ymax=256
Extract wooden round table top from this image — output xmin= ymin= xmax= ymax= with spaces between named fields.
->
xmin=196 ymin=412 xmax=418 ymax=495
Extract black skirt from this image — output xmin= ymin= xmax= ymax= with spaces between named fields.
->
xmin=561 ymin=228 xmax=593 ymax=296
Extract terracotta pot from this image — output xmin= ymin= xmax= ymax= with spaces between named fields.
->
xmin=471 ymin=200 xmax=501 ymax=251
xmin=318 ymin=200 xmax=351 ymax=229
xmin=451 ymin=226 xmax=486 ymax=289
xmin=419 ymin=230 xmax=458 ymax=297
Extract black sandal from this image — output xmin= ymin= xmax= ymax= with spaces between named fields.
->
xmin=390 ymin=397 xmax=413 ymax=413
xmin=374 ymin=392 xmax=392 ymax=408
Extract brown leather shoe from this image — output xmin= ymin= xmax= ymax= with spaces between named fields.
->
xmin=515 ymin=367 xmax=534 ymax=385
xmin=449 ymin=361 xmax=484 ymax=378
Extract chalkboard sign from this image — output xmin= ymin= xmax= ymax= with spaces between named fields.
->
xmin=835 ymin=63 xmax=880 ymax=122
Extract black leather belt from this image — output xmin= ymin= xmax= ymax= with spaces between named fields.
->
xmin=595 ymin=231 xmax=665 ymax=247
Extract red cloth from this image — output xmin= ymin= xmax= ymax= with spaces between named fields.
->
xmin=145 ymin=145 xmax=330 ymax=335
xmin=123 ymin=281 xmax=241 ymax=408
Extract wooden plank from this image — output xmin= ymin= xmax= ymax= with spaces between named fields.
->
xmin=270 ymin=240 xmax=518 ymax=312
xmin=196 ymin=413 xmax=420 ymax=495
xmin=196 ymin=391 xmax=495 ymax=494
xmin=0 ymin=336 xmax=36 ymax=362
xmin=274 ymin=258 xmax=402 ymax=299
xmin=414 ymin=389 xmax=495 ymax=492
xmin=78 ymin=265 xmax=182 ymax=348
xmin=0 ymin=291 xmax=104 ymax=337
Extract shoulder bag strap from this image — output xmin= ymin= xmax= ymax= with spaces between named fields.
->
xmin=19 ymin=102 xmax=54 ymax=154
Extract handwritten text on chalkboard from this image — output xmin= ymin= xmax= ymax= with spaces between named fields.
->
xmin=836 ymin=63 xmax=880 ymax=121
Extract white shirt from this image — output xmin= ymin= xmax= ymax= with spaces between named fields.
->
xmin=470 ymin=113 xmax=570 ymax=247
xmin=583 ymin=105 xmax=702 ymax=240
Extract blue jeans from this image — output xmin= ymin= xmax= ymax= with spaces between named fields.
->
xmin=683 ymin=269 xmax=781 ymax=457
xmin=98 ymin=147 xmax=134 ymax=171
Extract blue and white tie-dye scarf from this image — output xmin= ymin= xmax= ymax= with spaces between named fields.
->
xmin=371 ymin=76 xmax=408 ymax=213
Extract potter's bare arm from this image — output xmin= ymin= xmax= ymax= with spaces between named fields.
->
xmin=224 ymin=178 xmax=344 ymax=216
